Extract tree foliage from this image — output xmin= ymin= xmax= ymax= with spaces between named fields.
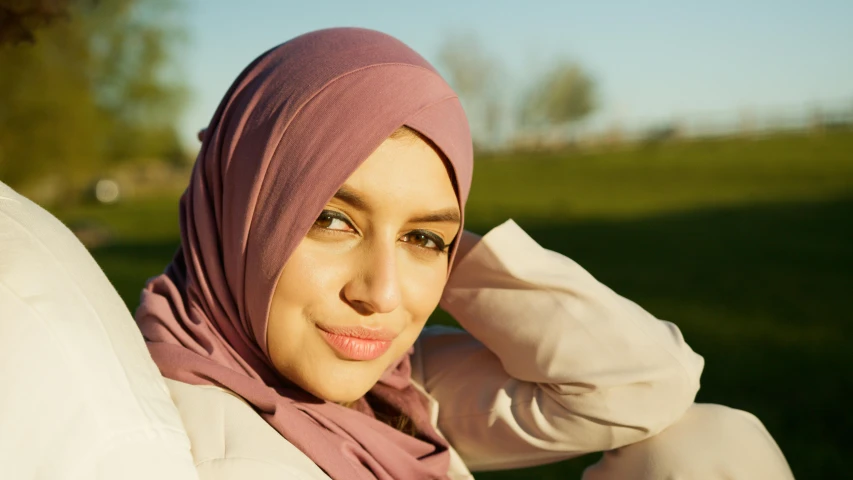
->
xmin=0 ymin=0 xmax=187 ymax=194
xmin=520 ymin=61 xmax=596 ymax=129
xmin=437 ymin=32 xmax=498 ymax=100
xmin=437 ymin=33 xmax=597 ymax=149
xmin=437 ymin=32 xmax=505 ymax=149
xmin=0 ymin=0 xmax=72 ymax=46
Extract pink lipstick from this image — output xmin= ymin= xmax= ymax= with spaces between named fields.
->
xmin=316 ymin=324 xmax=396 ymax=361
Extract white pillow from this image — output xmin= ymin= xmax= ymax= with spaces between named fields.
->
xmin=0 ymin=181 xmax=198 ymax=480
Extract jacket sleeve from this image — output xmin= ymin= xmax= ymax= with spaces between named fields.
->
xmin=0 ymin=182 xmax=199 ymax=480
xmin=412 ymin=220 xmax=705 ymax=472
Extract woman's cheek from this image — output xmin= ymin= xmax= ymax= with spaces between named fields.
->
xmin=404 ymin=265 xmax=448 ymax=325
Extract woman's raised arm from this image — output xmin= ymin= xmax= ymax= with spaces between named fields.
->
xmin=412 ymin=220 xmax=704 ymax=471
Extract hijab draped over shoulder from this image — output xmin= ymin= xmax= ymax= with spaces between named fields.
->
xmin=135 ymin=28 xmax=473 ymax=480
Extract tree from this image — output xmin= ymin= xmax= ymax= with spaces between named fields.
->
xmin=437 ymin=32 xmax=505 ymax=149
xmin=0 ymin=0 xmax=187 ymax=197
xmin=518 ymin=60 xmax=596 ymax=141
xmin=0 ymin=0 xmax=73 ymax=46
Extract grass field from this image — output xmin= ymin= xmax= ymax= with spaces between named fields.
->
xmin=55 ymin=131 xmax=853 ymax=479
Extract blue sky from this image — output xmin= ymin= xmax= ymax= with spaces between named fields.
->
xmin=180 ymin=0 xmax=852 ymax=146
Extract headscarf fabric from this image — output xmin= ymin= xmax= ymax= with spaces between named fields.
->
xmin=135 ymin=28 xmax=473 ymax=480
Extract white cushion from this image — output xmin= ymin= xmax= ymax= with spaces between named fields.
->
xmin=0 ymin=181 xmax=198 ymax=480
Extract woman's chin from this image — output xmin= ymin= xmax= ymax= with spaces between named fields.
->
xmin=298 ymin=362 xmax=382 ymax=403
xmin=309 ymin=380 xmax=374 ymax=404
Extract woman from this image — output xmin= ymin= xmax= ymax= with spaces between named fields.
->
xmin=136 ymin=28 xmax=793 ymax=479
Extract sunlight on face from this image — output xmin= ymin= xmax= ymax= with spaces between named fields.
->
xmin=266 ymin=131 xmax=460 ymax=402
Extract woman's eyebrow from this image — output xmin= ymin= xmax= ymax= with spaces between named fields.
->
xmin=333 ymin=186 xmax=369 ymax=211
xmin=409 ymin=209 xmax=461 ymax=224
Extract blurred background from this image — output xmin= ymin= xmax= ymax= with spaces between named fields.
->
xmin=1 ymin=0 xmax=851 ymax=478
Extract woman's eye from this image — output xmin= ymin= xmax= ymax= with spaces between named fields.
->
xmin=401 ymin=231 xmax=445 ymax=252
xmin=314 ymin=211 xmax=353 ymax=232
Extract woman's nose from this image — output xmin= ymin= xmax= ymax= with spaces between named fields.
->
xmin=342 ymin=242 xmax=401 ymax=315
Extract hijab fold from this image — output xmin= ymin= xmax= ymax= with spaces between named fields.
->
xmin=135 ymin=28 xmax=473 ymax=480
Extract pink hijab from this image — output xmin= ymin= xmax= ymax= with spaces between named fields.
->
xmin=135 ymin=28 xmax=472 ymax=479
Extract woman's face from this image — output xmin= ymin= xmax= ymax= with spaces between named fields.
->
xmin=267 ymin=132 xmax=461 ymax=402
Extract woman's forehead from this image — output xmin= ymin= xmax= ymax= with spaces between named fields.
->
xmin=331 ymin=136 xmax=460 ymax=218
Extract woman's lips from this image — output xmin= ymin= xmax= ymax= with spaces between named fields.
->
xmin=316 ymin=324 xmax=396 ymax=361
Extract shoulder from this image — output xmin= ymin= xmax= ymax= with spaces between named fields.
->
xmin=165 ymin=379 xmax=331 ymax=480
xmin=0 ymin=183 xmax=196 ymax=479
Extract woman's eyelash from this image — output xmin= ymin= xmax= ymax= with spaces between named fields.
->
xmin=314 ymin=210 xmax=355 ymax=230
xmin=314 ymin=210 xmax=449 ymax=253
xmin=405 ymin=230 xmax=449 ymax=252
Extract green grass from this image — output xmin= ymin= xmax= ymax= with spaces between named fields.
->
xmin=468 ymin=131 xmax=853 ymax=223
xmin=53 ymin=131 xmax=853 ymax=479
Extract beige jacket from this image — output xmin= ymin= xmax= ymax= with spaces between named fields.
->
xmin=0 ymin=181 xmax=198 ymax=480
xmin=167 ymin=220 xmax=705 ymax=479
